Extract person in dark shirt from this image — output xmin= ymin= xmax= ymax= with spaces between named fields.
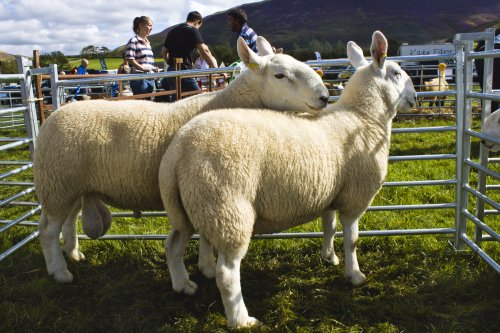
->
xmin=160 ymin=11 xmax=217 ymax=101
xmin=228 ymin=8 xmax=257 ymax=53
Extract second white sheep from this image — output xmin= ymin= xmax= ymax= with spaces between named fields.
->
xmin=159 ymin=31 xmax=416 ymax=328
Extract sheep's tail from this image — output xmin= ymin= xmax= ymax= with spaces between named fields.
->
xmin=81 ymin=195 xmax=112 ymax=239
xmin=159 ymin=156 xmax=195 ymax=235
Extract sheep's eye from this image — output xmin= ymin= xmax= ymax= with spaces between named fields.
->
xmin=275 ymin=73 xmax=286 ymax=79
xmin=394 ymin=71 xmax=401 ymax=79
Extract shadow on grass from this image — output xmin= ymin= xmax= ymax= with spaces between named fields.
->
xmin=1 ymin=237 xmax=499 ymax=332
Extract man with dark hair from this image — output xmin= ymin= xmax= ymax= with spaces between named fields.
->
xmin=161 ymin=11 xmax=217 ymax=101
xmin=228 ymin=8 xmax=257 ymax=53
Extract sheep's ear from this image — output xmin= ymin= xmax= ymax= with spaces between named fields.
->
xmin=370 ymin=30 xmax=388 ymax=69
xmin=347 ymin=41 xmax=368 ymax=68
xmin=256 ymin=36 xmax=274 ymax=56
xmin=237 ymin=37 xmax=265 ymax=71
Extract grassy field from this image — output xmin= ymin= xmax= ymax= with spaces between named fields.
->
xmin=67 ymin=57 xmax=165 ymax=71
xmin=0 ymin=116 xmax=499 ymax=332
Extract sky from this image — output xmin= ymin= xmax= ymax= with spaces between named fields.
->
xmin=0 ymin=0 xmax=261 ymax=57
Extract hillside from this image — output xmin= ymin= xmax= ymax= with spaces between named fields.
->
xmin=149 ymin=0 xmax=499 ymax=59
xmin=0 ymin=51 xmax=15 ymax=62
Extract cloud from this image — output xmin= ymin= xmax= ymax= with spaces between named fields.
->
xmin=0 ymin=0 xmax=260 ymax=56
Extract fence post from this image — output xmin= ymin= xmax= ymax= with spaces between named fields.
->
xmin=175 ymin=58 xmax=183 ymax=101
xmin=32 ymin=50 xmax=46 ymax=123
xmin=474 ymin=28 xmax=496 ymax=245
xmin=50 ymin=64 xmax=60 ymax=111
xmin=16 ymin=56 xmax=39 ymax=158
xmin=453 ymin=38 xmax=468 ymax=250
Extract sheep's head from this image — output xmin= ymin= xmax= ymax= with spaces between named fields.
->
xmin=481 ymin=110 xmax=500 ymax=152
xmin=345 ymin=31 xmax=417 ymax=119
xmin=236 ymin=36 xmax=329 ymax=114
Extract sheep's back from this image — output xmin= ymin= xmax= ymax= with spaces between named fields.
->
xmin=167 ymin=106 xmax=391 ymax=241
xmin=34 ymin=100 xmax=179 ymax=211
xmin=168 ymin=109 xmax=342 ymax=234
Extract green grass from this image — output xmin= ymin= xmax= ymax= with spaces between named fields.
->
xmin=1 ymin=118 xmax=499 ymax=332
xmin=67 ymin=57 xmax=165 ymax=71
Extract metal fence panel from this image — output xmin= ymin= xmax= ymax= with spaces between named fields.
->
xmin=0 ymin=30 xmax=498 ymax=273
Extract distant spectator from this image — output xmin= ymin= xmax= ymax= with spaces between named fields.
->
xmin=194 ymin=49 xmax=218 ymax=88
xmin=75 ymin=59 xmax=91 ymax=97
xmin=474 ymin=34 xmax=500 ymax=111
xmin=160 ymin=11 xmax=217 ymax=101
xmin=77 ymin=59 xmax=89 ymax=75
xmin=228 ymin=8 xmax=257 ymax=53
xmin=71 ymin=67 xmax=78 ymax=74
xmin=125 ymin=16 xmax=158 ymax=96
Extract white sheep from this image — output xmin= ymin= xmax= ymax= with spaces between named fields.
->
xmin=158 ymin=31 xmax=417 ymax=328
xmin=481 ymin=109 xmax=500 ymax=152
xmin=422 ymin=62 xmax=449 ymax=107
xmin=36 ymin=36 xmax=329 ymax=284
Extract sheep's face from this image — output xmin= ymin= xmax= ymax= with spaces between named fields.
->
xmin=258 ymin=54 xmax=329 ymax=114
xmin=237 ymin=36 xmax=329 ymax=114
xmin=346 ymin=32 xmax=416 ymax=119
xmin=378 ymin=60 xmax=416 ymax=117
xmin=481 ymin=110 xmax=500 ymax=152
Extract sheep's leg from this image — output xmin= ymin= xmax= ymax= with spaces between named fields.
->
xmin=198 ymin=234 xmax=216 ymax=279
xmin=321 ymin=209 xmax=339 ymax=265
xmin=61 ymin=199 xmax=85 ymax=261
xmin=339 ymin=214 xmax=366 ymax=286
xmin=217 ymin=248 xmax=260 ymax=329
xmin=165 ymin=229 xmax=198 ymax=295
xmin=39 ymin=211 xmax=73 ymax=283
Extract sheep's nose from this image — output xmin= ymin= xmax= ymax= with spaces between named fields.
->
xmin=320 ymin=95 xmax=329 ymax=104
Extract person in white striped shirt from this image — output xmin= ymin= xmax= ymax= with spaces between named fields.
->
xmin=125 ymin=16 xmax=159 ymax=96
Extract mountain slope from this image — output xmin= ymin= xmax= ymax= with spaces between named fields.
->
xmin=0 ymin=51 xmax=15 ymax=62
xmin=150 ymin=0 xmax=499 ymax=55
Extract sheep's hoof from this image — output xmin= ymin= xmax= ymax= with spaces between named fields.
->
xmin=321 ymin=248 xmax=340 ymax=266
xmin=347 ymin=271 xmax=366 ymax=287
xmin=65 ymin=249 xmax=86 ymax=262
xmin=231 ymin=317 xmax=261 ymax=329
xmin=174 ymin=280 xmax=198 ymax=295
xmin=53 ymin=269 xmax=74 ymax=284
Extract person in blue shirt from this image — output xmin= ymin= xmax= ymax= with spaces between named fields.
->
xmin=228 ymin=8 xmax=257 ymax=53
xmin=74 ymin=59 xmax=91 ymax=98
xmin=76 ymin=59 xmax=89 ymax=75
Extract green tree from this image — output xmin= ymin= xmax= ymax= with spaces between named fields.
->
xmin=210 ymin=44 xmax=238 ymax=65
xmin=80 ymin=45 xmax=100 ymax=59
xmin=99 ymin=46 xmax=110 ymax=57
xmin=40 ymin=51 xmax=70 ymax=70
